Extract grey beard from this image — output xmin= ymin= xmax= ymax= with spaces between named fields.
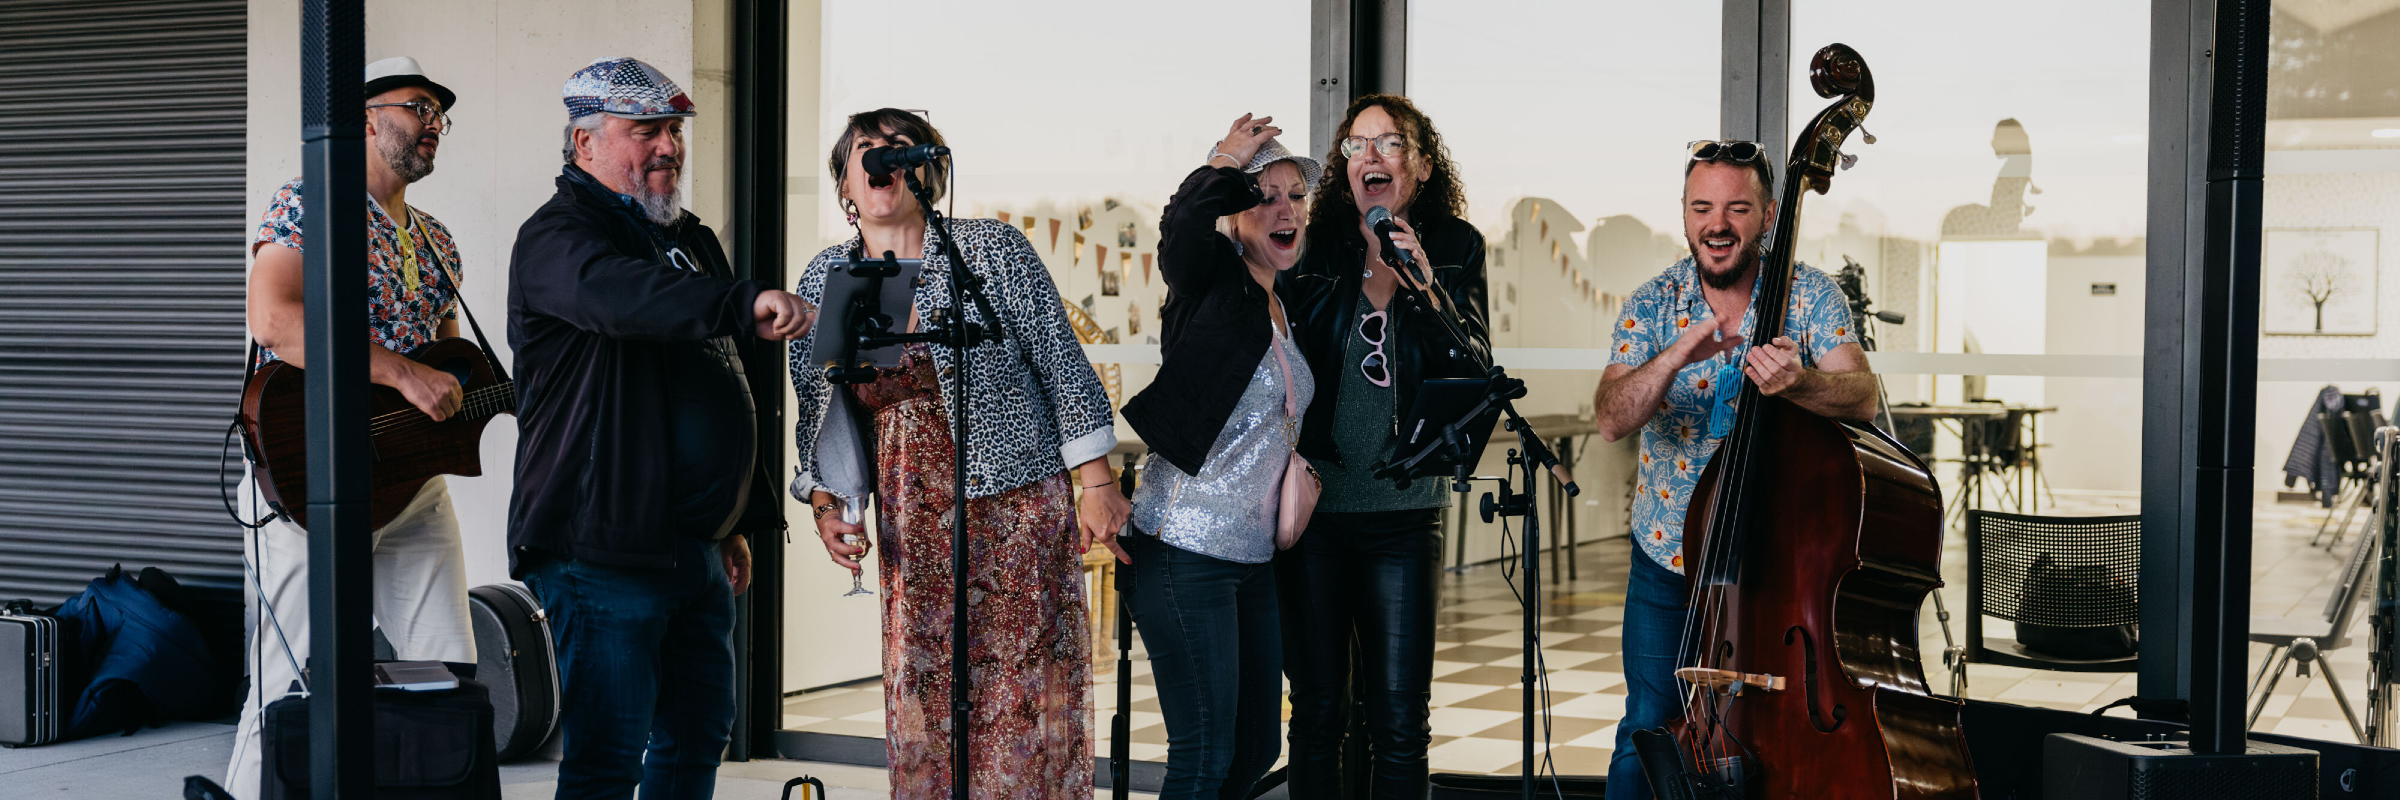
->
xmin=633 ymin=188 xmax=682 ymax=226
xmin=377 ymin=128 xmax=434 ymax=183
xmin=615 ymin=162 xmax=684 ymax=226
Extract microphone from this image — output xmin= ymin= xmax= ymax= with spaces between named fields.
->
xmin=1364 ymin=205 xmax=1425 ymax=282
xmin=862 ymin=143 xmax=950 ymax=179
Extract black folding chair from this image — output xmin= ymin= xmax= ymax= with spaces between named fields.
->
xmin=1962 ymin=511 xmax=2143 ymax=687
xmin=2314 ymin=409 xmax=2378 ymax=549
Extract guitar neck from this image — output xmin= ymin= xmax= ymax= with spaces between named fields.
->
xmin=457 ymin=382 xmax=517 ymax=421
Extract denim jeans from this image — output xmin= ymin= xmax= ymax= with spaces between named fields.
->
xmin=1124 ymin=532 xmax=1284 ymax=800
xmin=1608 ymin=551 xmax=1688 ymax=800
xmin=523 ymin=537 xmax=735 ymax=800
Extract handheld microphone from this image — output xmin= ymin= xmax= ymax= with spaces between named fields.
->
xmin=1364 ymin=206 xmax=1425 ymax=282
xmin=862 ymin=143 xmax=950 ymax=179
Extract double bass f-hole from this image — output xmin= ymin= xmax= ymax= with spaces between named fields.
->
xmin=1786 ymin=626 xmax=1846 ymax=733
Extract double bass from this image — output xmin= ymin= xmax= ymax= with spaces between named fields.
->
xmin=1641 ymin=44 xmax=1979 ymax=799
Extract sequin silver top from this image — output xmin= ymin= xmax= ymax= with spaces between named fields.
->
xmin=1131 ymin=327 xmax=1313 ymax=564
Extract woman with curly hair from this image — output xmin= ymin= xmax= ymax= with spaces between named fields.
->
xmin=1277 ymin=94 xmax=1489 ymax=798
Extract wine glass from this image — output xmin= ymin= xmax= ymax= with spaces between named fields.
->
xmin=841 ymin=534 xmax=873 ymax=597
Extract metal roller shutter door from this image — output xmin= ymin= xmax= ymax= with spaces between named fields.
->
xmin=0 ymin=0 xmax=247 ymax=603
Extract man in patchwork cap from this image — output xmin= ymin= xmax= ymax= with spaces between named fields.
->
xmin=506 ymin=56 xmax=812 ymax=800
xmin=224 ymin=55 xmax=474 ymax=800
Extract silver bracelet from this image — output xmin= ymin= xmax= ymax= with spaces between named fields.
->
xmin=1209 ymin=143 xmax=1242 ymax=167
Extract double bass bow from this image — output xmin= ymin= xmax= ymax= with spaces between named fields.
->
xmin=1637 ymin=44 xmax=1979 ymax=799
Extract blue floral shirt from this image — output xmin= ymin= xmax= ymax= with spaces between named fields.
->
xmin=1610 ymin=257 xmax=1858 ymax=573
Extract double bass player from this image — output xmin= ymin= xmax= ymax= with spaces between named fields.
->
xmin=1591 ymin=140 xmax=1880 ymax=800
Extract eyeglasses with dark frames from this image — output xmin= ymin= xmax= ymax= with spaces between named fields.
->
xmin=1339 ymin=133 xmax=1409 ymax=160
xmin=367 ymin=101 xmax=454 ymax=133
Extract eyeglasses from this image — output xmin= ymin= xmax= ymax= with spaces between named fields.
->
xmin=1339 ymin=133 xmax=1409 ymax=160
xmin=1687 ymin=140 xmax=1763 ymax=163
xmin=1358 ymin=310 xmax=1391 ymax=387
xmin=367 ymin=101 xmax=454 ymax=133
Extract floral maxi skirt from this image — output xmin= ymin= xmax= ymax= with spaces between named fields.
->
xmin=852 ymin=344 xmax=1092 ymax=798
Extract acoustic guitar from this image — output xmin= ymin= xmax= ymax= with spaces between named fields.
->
xmin=237 ymin=337 xmax=514 ymax=531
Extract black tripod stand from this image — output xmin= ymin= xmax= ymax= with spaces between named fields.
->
xmin=819 ymin=165 xmax=1003 ymax=800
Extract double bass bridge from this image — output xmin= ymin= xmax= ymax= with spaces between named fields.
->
xmin=1675 ymin=667 xmax=1785 ymax=695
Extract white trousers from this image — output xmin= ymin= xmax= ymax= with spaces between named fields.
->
xmin=221 ymin=474 xmax=475 ymax=800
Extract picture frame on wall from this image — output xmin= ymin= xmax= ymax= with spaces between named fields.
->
xmin=2262 ymin=228 xmax=2378 ymax=336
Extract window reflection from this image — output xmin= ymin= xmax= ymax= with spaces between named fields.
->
xmin=2247 ymin=3 xmax=2400 ymax=748
xmin=1787 ymin=0 xmax=2150 ymax=493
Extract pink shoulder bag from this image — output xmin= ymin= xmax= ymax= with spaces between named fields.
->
xmin=1270 ymin=329 xmax=1318 ymax=549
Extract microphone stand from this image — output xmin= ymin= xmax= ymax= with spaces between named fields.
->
xmin=822 ymin=166 xmax=1003 ymax=800
xmin=1368 ymin=246 xmax=1577 ymax=800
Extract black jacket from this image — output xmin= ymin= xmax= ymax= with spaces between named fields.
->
xmin=505 ymin=166 xmax=778 ymax=575
xmin=1120 ymin=165 xmax=1292 ymax=476
xmin=1282 ymin=215 xmax=1489 ymax=467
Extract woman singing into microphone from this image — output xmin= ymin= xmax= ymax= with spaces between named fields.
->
xmin=1280 ymin=94 xmax=1489 ymax=798
xmin=787 ymin=108 xmax=1128 ymax=799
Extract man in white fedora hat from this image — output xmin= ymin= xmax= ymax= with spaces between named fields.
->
xmin=223 ymin=55 xmax=476 ymax=800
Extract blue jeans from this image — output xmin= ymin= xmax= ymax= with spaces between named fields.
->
xmin=1124 ymin=533 xmax=1283 ymax=800
xmin=523 ymin=538 xmax=735 ymax=800
xmin=1608 ymin=551 xmax=1688 ymax=800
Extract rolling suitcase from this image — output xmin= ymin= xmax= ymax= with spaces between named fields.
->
xmin=465 ymin=584 xmax=558 ymax=761
xmin=0 ymin=610 xmax=63 ymax=747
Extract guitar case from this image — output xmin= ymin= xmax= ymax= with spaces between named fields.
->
xmin=465 ymin=584 xmax=558 ymax=761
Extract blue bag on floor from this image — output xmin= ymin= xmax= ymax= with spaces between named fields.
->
xmin=52 ymin=565 xmax=221 ymax=739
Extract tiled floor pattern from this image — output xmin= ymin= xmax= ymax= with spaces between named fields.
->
xmin=784 ymin=488 xmax=2385 ymax=777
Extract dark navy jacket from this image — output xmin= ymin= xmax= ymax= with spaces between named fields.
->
xmin=505 ymin=165 xmax=777 ymax=574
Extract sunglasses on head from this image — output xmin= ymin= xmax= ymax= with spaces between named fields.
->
xmin=1687 ymin=140 xmax=1764 ymax=164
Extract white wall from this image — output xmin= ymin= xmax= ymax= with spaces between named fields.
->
xmin=247 ymin=0 xmax=705 ymax=590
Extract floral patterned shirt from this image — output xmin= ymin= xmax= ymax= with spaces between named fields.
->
xmin=251 ymin=178 xmax=461 ymax=364
xmin=1610 ymin=257 xmax=1858 ymax=573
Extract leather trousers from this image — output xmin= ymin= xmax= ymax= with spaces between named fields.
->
xmin=1274 ymin=507 xmax=1444 ymax=800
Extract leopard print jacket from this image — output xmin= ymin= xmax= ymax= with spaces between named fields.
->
xmin=787 ymin=217 xmax=1117 ymax=511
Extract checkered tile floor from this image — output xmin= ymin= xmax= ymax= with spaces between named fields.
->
xmin=784 ymin=488 xmax=2385 ymax=776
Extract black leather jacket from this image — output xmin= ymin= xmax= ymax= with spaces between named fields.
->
xmin=1281 ymin=216 xmax=1489 ymax=467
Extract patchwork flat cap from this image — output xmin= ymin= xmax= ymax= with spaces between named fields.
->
xmin=562 ymin=57 xmax=695 ymax=121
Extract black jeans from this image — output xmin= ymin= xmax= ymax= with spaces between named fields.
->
xmin=1275 ymin=508 xmax=1443 ymax=800
xmin=1124 ymin=533 xmax=1284 ymax=800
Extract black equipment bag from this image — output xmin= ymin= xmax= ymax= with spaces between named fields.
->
xmin=259 ymin=663 xmax=501 ymax=800
xmin=465 ymin=584 xmax=558 ymax=761
xmin=2014 ymin=554 xmax=2138 ymax=660
xmin=0 ymin=609 xmax=64 ymax=747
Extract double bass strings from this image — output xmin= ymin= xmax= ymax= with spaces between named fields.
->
xmin=1668 ymin=248 xmax=1801 ymax=782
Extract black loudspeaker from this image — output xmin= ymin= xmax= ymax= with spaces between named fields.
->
xmin=2043 ymin=734 xmax=2315 ymax=800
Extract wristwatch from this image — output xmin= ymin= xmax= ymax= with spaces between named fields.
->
xmin=813 ymin=501 xmax=839 ymax=520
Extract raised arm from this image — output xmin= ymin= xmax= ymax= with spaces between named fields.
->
xmin=1595 ymin=319 xmax=1741 ymax=442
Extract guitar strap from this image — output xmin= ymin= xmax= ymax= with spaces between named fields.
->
xmin=426 ymin=235 xmax=510 ymax=383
